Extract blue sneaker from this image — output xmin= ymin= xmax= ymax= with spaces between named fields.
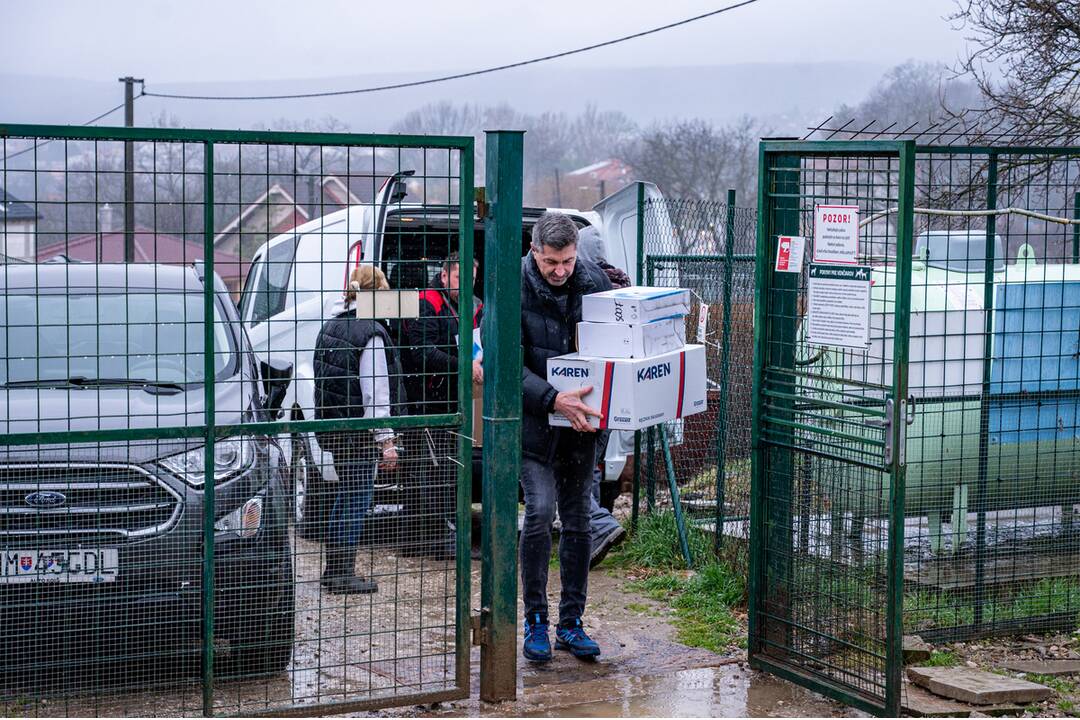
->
xmin=523 ymin=613 xmax=551 ymax=663
xmin=556 ymin=618 xmax=601 ymax=659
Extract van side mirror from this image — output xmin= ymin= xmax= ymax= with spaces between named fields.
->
xmin=260 ymin=359 xmax=293 ymax=413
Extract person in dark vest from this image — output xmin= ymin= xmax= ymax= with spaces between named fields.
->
xmin=519 ymin=212 xmax=612 ymax=663
xmin=401 ymin=252 xmax=482 ymax=561
xmin=313 ymin=264 xmax=404 ymax=594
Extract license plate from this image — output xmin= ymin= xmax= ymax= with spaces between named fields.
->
xmin=0 ymin=549 xmax=119 ymax=584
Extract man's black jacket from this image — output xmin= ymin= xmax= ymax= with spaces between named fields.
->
xmin=403 ymin=286 xmax=481 ymax=416
xmin=520 ymin=253 xmax=612 ymax=463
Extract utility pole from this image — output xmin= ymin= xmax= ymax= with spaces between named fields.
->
xmin=553 ymin=167 xmax=562 ymax=207
xmin=119 ymin=76 xmax=143 ymax=263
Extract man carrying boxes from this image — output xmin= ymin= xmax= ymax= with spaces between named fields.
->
xmin=519 ymin=212 xmax=611 ymax=664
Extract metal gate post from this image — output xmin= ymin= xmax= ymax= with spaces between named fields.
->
xmin=479 ymin=130 xmax=524 ymax=702
xmin=885 ymin=141 xmax=916 ymax=716
xmin=201 ymin=141 xmax=216 ymax=718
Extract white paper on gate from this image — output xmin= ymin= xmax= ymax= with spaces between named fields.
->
xmin=696 ymin=304 xmax=709 ymax=343
xmin=576 ymin=318 xmax=686 ymax=359
xmin=813 ymin=205 xmax=860 ymax=264
xmin=546 ymin=344 xmax=707 ymax=431
xmin=354 ymin=290 xmax=420 ymax=319
xmin=581 ymin=286 xmax=691 ymax=324
xmin=806 ymin=264 xmax=872 ymax=350
xmin=774 ymin=235 xmax=806 ymax=273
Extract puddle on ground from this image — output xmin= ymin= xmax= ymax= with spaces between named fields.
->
xmin=517 ymin=666 xmax=855 ymax=718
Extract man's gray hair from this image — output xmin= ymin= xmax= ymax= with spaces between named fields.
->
xmin=531 ymin=211 xmax=579 ymax=251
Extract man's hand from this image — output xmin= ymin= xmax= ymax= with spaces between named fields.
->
xmin=472 ymin=359 xmax=484 ymax=385
xmin=379 ymin=441 xmax=398 ymax=472
xmin=553 ymin=386 xmax=602 ymax=433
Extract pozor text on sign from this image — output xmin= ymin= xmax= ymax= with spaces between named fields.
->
xmin=813 ymin=204 xmax=860 ymax=264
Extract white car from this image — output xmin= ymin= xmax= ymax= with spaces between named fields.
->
xmin=238 ymin=173 xmax=667 ymax=529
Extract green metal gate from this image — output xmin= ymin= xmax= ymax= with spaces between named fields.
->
xmin=749 ymin=141 xmax=915 ymax=716
xmin=0 ymin=123 xmax=521 ymax=716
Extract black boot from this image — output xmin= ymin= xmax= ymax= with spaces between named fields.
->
xmin=320 ymin=545 xmax=377 ymax=594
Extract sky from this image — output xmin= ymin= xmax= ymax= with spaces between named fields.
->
xmin=3 ymin=0 xmax=970 ymax=85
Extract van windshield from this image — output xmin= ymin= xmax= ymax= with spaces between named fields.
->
xmin=0 ymin=291 xmax=233 ymax=386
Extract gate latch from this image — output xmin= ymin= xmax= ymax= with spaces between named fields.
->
xmin=865 ymin=398 xmax=894 ymax=466
xmin=471 ymin=607 xmax=491 ymax=646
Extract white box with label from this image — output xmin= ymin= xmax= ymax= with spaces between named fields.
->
xmin=581 ymin=286 xmax=691 ymax=325
xmin=546 ymin=344 xmax=707 ymax=431
xmin=576 ymin=318 xmax=686 ymax=359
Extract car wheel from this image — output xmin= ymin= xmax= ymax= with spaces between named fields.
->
xmin=228 ymin=580 xmax=295 ymax=677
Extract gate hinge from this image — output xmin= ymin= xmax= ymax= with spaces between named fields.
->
xmin=475 ymin=187 xmax=488 ymax=220
xmin=471 ymin=607 xmax=491 ymax=646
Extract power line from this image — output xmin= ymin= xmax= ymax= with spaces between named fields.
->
xmin=143 ymin=0 xmax=763 ymax=102
xmin=2 ymin=99 xmax=133 ymax=162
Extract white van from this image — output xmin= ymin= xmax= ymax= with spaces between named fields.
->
xmin=238 ymin=173 xmax=666 ymax=526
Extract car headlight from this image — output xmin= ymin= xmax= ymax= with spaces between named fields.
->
xmin=160 ymin=437 xmax=255 ymax=487
xmin=215 ymin=495 xmax=263 ymax=538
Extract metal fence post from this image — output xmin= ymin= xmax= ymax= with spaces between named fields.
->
xmin=714 ymin=188 xmax=737 ymax=553
xmin=633 ymin=182 xmax=646 ymax=526
xmin=972 ymin=152 xmax=1000 ymax=633
xmin=480 ymin=129 xmax=524 ymax=702
xmin=201 ymin=141 xmax=216 ymax=718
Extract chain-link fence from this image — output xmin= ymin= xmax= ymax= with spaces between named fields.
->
xmin=638 ymin=195 xmax=757 ymax=568
xmin=0 ymin=125 xmax=487 ymax=716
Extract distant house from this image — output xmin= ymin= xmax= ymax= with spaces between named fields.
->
xmin=213 ymin=175 xmax=365 ymax=264
xmin=36 ymin=226 xmax=247 ymax=299
xmin=566 ymin=159 xmax=632 ymax=192
xmin=213 ymin=184 xmax=309 ymax=263
xmin=0 ymin=187 xmax=41 ymax=261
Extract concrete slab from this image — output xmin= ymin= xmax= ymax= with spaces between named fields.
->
xmin=1001 ymin=659 xmax=1080 ymax=677
xmin=903 ymin=682 xmax=1027 ymax=717
xmin=904 ymin=635 xmax=933 ymax=664
xmin=908 ymin=667 xmax=1052 ymax=706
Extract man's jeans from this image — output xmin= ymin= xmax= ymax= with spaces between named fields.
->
xmin=589 ymin=466 xmax=623 ymax=548
xmin=520 ymin=451 xmax=592 ymax=623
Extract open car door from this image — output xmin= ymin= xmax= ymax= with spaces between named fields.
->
xmin=592 ymin=181 xmax=666 ymax=285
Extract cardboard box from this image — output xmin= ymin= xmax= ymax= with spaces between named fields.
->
xmin=576 ymin=318 xmax=686 ymax=358
xmin=581 ymin=286 xmax=691 ymax=325
xmin=472 ymin=383 xmax=483 ymax=448
xmin=547 ymin=345 xmax=707 ymax=431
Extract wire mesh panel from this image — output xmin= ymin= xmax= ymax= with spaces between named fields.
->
xmin=0 ymin=125 xmax=478 ymax=716
xmin=640 ymin=197 xmax=757 ymax=567
xmin=901 ymin=149 xmax=1080 ymax=653
xmin=749 ymin=143 xmax=914 ymax=716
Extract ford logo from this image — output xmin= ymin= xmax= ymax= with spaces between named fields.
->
xmin=25 ymin=491 xmax=67 ymax=509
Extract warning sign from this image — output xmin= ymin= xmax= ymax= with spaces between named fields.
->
xmin=774 ymin=235 xmax=805 ymax=273
xmin=813 ymin=205 xmax=860 ymax=264
xmin=807 ymin=264 xmax=872 ymax=350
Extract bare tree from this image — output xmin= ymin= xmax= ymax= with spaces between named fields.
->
xmin=619 ymin=116 xmax=762 ymax=203
xmin=950 ymin=0 xmax=1080 ymax=142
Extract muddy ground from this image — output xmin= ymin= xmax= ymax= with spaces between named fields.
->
xmin=3 ymin=527 xmax=860 ymax=718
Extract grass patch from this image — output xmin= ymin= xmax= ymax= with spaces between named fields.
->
xmin=1026 ymin=674 xmax=1078 ymax=695
xmin=922 ymin=650 xmax=959 ymax=667
xmin=609 ymin=510 xmax=712 ymax=570
xmin=629 ymin=561 xmax=745 ymax=652
xmin=612 ymin=510 xmax=747 ymax=654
